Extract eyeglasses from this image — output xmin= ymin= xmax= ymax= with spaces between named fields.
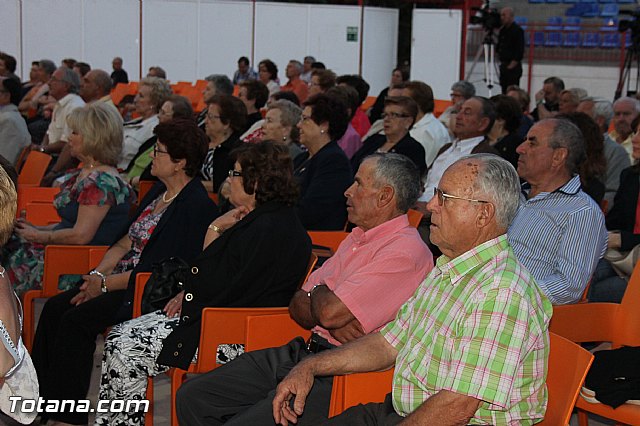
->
xmin=299 ymin=115 xmax=313 ymax=123
xmin=433 ymin=187 xmax=489 ymax=206
xmin=153 ymin=144 xmax=169 ymax=156
xmin=228 ymin=169 xmax=243 ymax=178
xmin=207 ymin=113 xmax=222 ymax=121
xmin=381 ymin=112 xmax=410 ymax=120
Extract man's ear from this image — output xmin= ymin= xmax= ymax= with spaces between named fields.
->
xmin=476 ymin=202 xmax=496 ymax=228
xmin=378 ymin=185 xmax=395 ymax=208
xmin=551 ymin=146 xmax=568 ymax=169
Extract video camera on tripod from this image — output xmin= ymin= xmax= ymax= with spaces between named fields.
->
xmin=470 ymin=1 xmax=502 ymax=33
xmin=619 ymin=10 xmax=640 ymax=50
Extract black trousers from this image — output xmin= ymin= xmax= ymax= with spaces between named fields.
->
xmin=499 ymin=63 xmax=523 ymax=94
xmin=31 ymin=287 xmax=126 ymax=424
xmin=321 ymin=393 xmax=403 ymax=425
xmin=176 ymin=337 xmax=334 ymax=425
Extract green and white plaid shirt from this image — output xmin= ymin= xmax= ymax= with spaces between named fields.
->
xmin=382 ymin=235 xmax=552 ymax=425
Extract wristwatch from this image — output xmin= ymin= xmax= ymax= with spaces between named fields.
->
xmin=89 ymin=269 xmax=108 ymax=293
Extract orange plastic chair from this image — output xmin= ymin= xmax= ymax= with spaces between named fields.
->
xmin=16 ymin=186 xmax=60 ymax=218
xmin=208 ymin=192 xmax=219 ymax=204
xmin=25 ymin=202 xmax=60 ymax=225
xmin=17 ymin=151 xmax=52 ymax=187
xmin=15 ymin=146 xmax=31 ymax=173
xmin=308 ymin=231 xmax=349 ymax=256
xmin=194 ymin=80 xmax=208 ymax=91
xmin=110 ymin=82 xmax=131 ymax=106
xmin=22 ymin=245 xmax=108 ymax=351
xmin=434 ymin=99 xmax=452 ymax=118
xmin=550 ymin=261 xmax=640 ymax=425
xmin=169 ymin=307 xmax=290 ymax=425
xmin=244 ymin=313 xmax=311 ymax=352
xmin=328 ymin=369 xmax=395 ymax=417
xmin=407 ymin=208 xmax=423 ymax=228
xmin=538 ymin=332 xmax=594 ymax=426
xmin=138 ymin=180 xmax=156 ymax=202
xmin=360 ymin=96 xmax=377 ymax=113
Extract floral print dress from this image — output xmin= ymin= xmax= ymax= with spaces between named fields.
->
xmin=2 ymin=169 xmax=133 ymax=296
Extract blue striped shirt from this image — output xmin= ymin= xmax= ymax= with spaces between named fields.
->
xmin=508 ymin=175 xmax=607 ymax=304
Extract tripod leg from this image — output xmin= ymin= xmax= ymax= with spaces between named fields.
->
xmin=465 ymin=43 xmax=485 ymax=81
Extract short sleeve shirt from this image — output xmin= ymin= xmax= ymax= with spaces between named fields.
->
xmin=382 ymin=235 xmax=552 ymax=425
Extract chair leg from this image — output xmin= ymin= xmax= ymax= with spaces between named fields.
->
xmin=170 ymin=368 xmax=187 ymax=426
xmin=578 ymin=409 xmax=590 ymax=426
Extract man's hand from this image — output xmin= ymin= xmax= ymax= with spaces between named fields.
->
xmin=272 ymin=362 xmax=316 ymax=425
xmin=329 ymin=318 xmax=365 ymax=344
xmin=535 ymin=89 xmax=544 ymax=103
xmin=507 ymin=60 xmax=518 ymax=70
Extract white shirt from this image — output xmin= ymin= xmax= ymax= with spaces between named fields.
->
xmin=46 ymin=93 xmax=85 ymax=143
xmin=420 ymin=135 xmax=485 ymax=202
xmin=410 ymin=113 xmax=451 ymax=167
xmin=119 ymin=115 xmax=159 ymax=170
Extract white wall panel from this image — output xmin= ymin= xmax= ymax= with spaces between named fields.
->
xmin=22 ymin=0 xmax=83 ymax=73
xmin=254 ymin=2 xmax=308 ymax=79
xmin=411 ymin=9 xmax=462 ymax=100
xmin=307 ymin=5 xmax=360 ymax=76
xmin=143 ymin=0 xmax=199 ymax=82
xmin=198 ymin=0 xmax=253 ymax=79
xmin=83 ymin=0 xmax=139 ymax=78
xmin=1 ymin=0 xmax=22 ymax=77
xmin=363 ymin=7 xmax=398 ymax=95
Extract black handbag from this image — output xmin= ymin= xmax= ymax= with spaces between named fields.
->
xmin=141 ymin=257 xmax=190 ymax=315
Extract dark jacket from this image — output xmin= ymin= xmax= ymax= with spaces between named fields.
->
xmin=157 ymin=201 xmax=312 ymax=369
xmin=115 ymin=177 xmax=219 ymax=321
xmin=606 ymin=166 xmax=640 ymax=250
xmin=351 ymin=132 xmax=427 ymax=177
xmin=294 ymin=141 xmax=352 ymax=230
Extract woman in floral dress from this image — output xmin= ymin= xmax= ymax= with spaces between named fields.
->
xmin=3 ymin=103 xmax=133 ymax=295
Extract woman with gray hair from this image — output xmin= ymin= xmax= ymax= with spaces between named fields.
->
xmin=4 ymin=103 xmax=134 ymax=296
xmin=262 ymin=99 xmax=304 ymax=163
xmin=119 ymin=76 xmax=172 ymax=170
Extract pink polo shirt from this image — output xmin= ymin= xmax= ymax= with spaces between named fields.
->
xmin=302 ymin=214 xmax=433 ymax=345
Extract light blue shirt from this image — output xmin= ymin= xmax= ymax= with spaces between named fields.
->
xmin=508 ymin=175 xmax=607 ymax=304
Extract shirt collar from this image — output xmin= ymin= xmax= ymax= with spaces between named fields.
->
xmin=452 ymin=135 xmax=484 ymax=150
xmin=57 ymin=93 xmax=77 ymax=108
xmin=413 ymin=113 xmax=435 ymax=129
xmin=520 ymin=175 xmax=581 ymax=200
xmin=351 ymin=214 xmax=410 ymax=245
xmin=435 ymin=234 xmax=509 ymax=286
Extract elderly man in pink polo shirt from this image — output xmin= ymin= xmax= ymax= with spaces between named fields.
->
xmin=176 ymin=153 xmax=434 ymax=425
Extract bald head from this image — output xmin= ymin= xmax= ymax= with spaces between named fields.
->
xmin=501 ymin=7 xmax=515 ymax=26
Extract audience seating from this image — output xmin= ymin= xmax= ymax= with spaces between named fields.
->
xmin=308 ymin=230 xmax=349 ymax=255
xmin=327 ymin=332 xmax=592 ymax=425
xmin=244 ymin=313 xmax=311 ymax=352
xmin=550 ymin=260 xmax=640 ymax=425
xmin=138 ymin=180 xmax=156 ymax=202
xmin=16 ymin=186 xmax=60 ymax=218
xmin=169 ymin=307 xmax=290 ymax=425
xmin=23 ymin=245 xmax=108 ymax=351
xmin=24 ymin=201 xmax=60 ymax=225
xmin=17 ymin=151 xmax=52 ymax=187
xmin=407 ymin=208 xmax=424 ymax=228
xmin=600 ymin=3 xmax=619 ymax=16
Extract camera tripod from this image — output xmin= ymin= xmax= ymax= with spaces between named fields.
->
xmin=615 ymin=33 xmax=640 ymax=99
xmin=466 ymin=29 xmax=500 ymax=96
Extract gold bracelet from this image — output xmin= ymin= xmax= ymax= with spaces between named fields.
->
xmin=208 ymin=224 xmax=224 ymax=235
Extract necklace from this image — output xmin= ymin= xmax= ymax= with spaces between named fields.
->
xmin=162 ymin=191 xmax=179 ymax=203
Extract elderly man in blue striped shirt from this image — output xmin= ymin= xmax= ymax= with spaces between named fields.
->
xmin=509 ymin=118 xmax=607 ymax=304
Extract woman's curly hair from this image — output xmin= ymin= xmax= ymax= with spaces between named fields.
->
xmin=231 ymin=141 xmax=299 ymax=207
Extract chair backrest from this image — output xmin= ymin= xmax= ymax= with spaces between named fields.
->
xmin=18 ymin=151 xmax=52 ymax=186
xmin=328 ymin=369 xmax=395 ymax=417
xmin=132 ymin=272 xmax=152 ymax=318
xmin=615 ymin=259 xmax=640 ymax=347
xmin=300 ymin=253 xmax=318 ymax=289
xmin=407 ymin=209 xmax=423 ymax=228
xmin=25 ymin=201 xmax=61 ymax=225
xmin=138 ymin=180 xmax=156 ymax=202
xmin=196 ymin=307 xmax=289 ymax=373
xmin=16 ymin=186 xmax=60 ymax=218
xmin=308 ymin=231 xmax=349 ymax=255
xmin=538 ymin=332 xmax=594 ymax=425
xmin=244 ymin=313 xmax=311 ymax=352
xmin=42 ymin=245 xmax=108 ymax=297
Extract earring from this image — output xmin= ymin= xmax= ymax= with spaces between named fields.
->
xmin=320 ymin=129 xmax=325 ymax=134
xmin=283 ymin=136 xmax=288 ymax=142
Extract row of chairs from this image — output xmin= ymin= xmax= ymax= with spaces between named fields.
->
xmin=529 ymin=30 xmax=630 ymax=48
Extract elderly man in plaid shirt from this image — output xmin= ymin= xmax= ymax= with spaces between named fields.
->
xmin=273 ymin=153 xmax=552 ymax=425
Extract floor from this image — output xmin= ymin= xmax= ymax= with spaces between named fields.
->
xmin=0 ymin=299 xmax=618 ymax=426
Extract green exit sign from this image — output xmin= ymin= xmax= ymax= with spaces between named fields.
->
xmin=347 ymin=26 xmax=358 ymax=42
